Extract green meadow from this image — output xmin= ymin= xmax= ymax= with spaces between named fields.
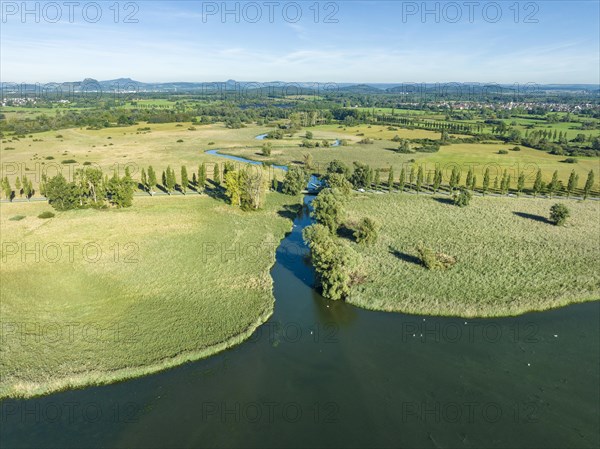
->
xmin=345 ymin=193 xmax=600 ymax=317
xmin=0 ymin=192 xmax=299 ymax=399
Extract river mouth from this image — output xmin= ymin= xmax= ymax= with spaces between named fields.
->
xmin=2 ymin=161 xmax=598 ymax=448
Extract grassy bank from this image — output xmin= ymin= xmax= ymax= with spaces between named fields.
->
xmin=345 ymin=194 xmax=600 ymax=317
xmin=0 ymin=192 xmax=299 ymax=399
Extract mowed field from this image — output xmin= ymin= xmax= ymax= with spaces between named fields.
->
xmin=344 ymin=193 xmax=600 ymax=317
xmin=0 ymin=192 xmax=299 ymax=398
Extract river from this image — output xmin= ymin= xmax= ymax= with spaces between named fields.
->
xmin=1 ymin=150 xmax=598 ymax=449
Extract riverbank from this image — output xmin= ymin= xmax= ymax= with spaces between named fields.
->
xmin=345 ymin=193 xmax=600 ymax=317
xmin=0 ymin=193 xmax=300 ymax=399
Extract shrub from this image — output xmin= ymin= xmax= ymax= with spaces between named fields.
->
xmin=416 ymin=244 xmax=456 ymax=270
xmin=453 ymin=188 xmax=472 ymax=207
xmin=261 ymin=143 xmax=272 ymax=156
xmin=61 ymin=159 xmax=77 ymax=164
xmin=358 ymin=138 xmax=374 ymax=144
xmin=177 ymin=139 xmax=184 ymax=143
xmin=9 ymin=215 xmax=26 ymax=221
xmin=564 ymin=157 xmax=577 ymax=164
xmin=354 ymin=217 xmax=378 ymax=245
xmin=83 ymin=161 xmax=92 ymax=165
xmin=511 ymin=146 xmax=521 ymax=151
xmin=38 ymin=211 xmax=55 ymax=219
xmin=45 ymin=156 xmax=55 ymax=160
xmin=498 ymin=149 xmax=509 ymax=154
xmin=550 ymin=203 xmax=569 ymax=226
xmin=55 ymin=134 xmax=63 ymax=138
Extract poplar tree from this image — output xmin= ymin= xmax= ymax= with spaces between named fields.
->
xmin=147 ymin=166 xmax=157 ymax=195
xmin=180 ymin=166 xmax=189 ymax=194
xmin=482 ymin=168 xmax=490 ymax=195
xmin=533 ymin=169 xmax=543 ymax=197
xmin=583 ymin=170 xmax=595 ymax=199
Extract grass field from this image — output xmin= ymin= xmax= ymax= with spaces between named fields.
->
xmin=344 ymin=193 xmax=600 ymax=317
xmin=2 ymin=122 xmax=599 ymax=199
xmin=0 ymin=192 xmax=299 ymax=399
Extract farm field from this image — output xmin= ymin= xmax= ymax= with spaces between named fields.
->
xmin=345 ymin=193 xmax=600 ymax=317
xmin=0 ymin=192 xmax=300 ymax=399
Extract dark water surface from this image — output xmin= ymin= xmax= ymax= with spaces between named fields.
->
xmin=1 ymin=193 xmax=598 ymax=449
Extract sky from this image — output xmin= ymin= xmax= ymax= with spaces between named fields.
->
xmin=1 ymin=1 xmax=599 ymax=84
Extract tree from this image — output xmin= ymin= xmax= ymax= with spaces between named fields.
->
xmin=311 ymin=188 xmax=345 ymax=233
xmin=325 ymin=173 xmax=352 ymax=196
xmin=354 ymin=217 xmax=378 ymax=245
xmin=147 ymin=166 xmax=157 ymax=195
xmin=326 ymin=159 xmax=350 ymax=178
xmin=213 ymin=164 xmax=221 ymax=186
xmin=471 ymin=175 xmax=477 ymax=191
xmin=106 ymin=170 xmax=134 ymax=208
xmin=180 ymin=166 xmax=189 ymax=194
xmin=305 ymin=130 xmax=313 ymax=139
xmin=547 ymin=170 xmax=559 ymax=198
xmin=15 ymin=177 xmax=22 ymax=197
xmin=240 ymin=166 xmax=268 ymax=210
xmin=351 ymin=162 xmax=373 ymax=189
xmin=409 ymin=166 xmax=416 ymax=187
xmin=566 ymin=170 xmax=578 ymax=198
xmin=482 ymin=168 xmax=490 ymax=196
xmin=224 ymin=170 xmax=242 ymax=207
xmin=465 ymin=167 xmax=473 ymax=190
xmin=303 ymin=223 xmax=358 ymax=301
xmin=74 ymin=167 xmax=104 ymax=207
xmin=517 ymin=172 xmax=526 ymax=195
xmin=387 ymin=167 xmax=394 ymax=192
xmin=500 ymin=170 xmax=509 ymax=195
xmin=433 ymin=168 xmax=442 ymax=193
xmin=415 ymin=165 xmax=424 ymax=193
xmin=533 ymin=169 xmax=543 ymax=197
xmin=583 ymin=170 xmax=595 ymax=199
xmin=22 ymin=176 xmax=33 ymax=200
xmin=373 ymin=169 xmax=381 ymax=190
xmin=453 ymin=188 xmax=472 ymax=207
xmin=282 ymin=167 xmax=308 ymax=195
xmin=449 ymin=166 xmax=461 ymax=191
xmin=2 ymin=177 xmax=12 ymax=201
xmin=550 ymin=203 xmax=569 ymax=226
xmin=303 ymin=153 xmax=314 ymax=169
xmin=398 ymin=167 xmax=406 ymax=192
xmin=165 ymin=166 xmax=176 ymax=194
xmin=45 ymin=174 xmax=79 ymax=210
xmin=198 ymin=163 xmax=207 ymax=192
xmin=140 ymin=168 xmax=147 ymax=192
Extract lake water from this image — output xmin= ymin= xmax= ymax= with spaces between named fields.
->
xmin=1 ymin=155 xmax=598 ymax=449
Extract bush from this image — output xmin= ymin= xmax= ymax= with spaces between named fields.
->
xmin=38 ymin=211 xmax=55 ymax=219
xmin=354 ymin=217 xmax=378 ymax=245
xmin=358 ymin=138 xmax=374 ymax=144
xmin=61 ymin=159 xmax=77 ymax=164
xmin=45 ymin=156 xmax=55 ymax=160
xmin=511 ymin=146 xmax=521 ymax=151
xmin=261 ymin=143 xmax=272 ymax=156
xmin=177 ymin=139 xmax=184 ymax=143
xmin=416 ymin=244 xmax=456 ymax=270
xmin=498 ymin=149 xmax=509 ymax=154
xmin=564 ymin=157 xmax=577 ymax=164
xmin=453 ymin=188 xmax=472 ymax=207
xmin=550 ymin=203 xmax=569 ymax=226
xmin=9 ymin=215 xmax=25 ymax=221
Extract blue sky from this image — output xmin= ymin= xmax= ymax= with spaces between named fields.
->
xmin=1 ymin=1 xmax=598 ymax=83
